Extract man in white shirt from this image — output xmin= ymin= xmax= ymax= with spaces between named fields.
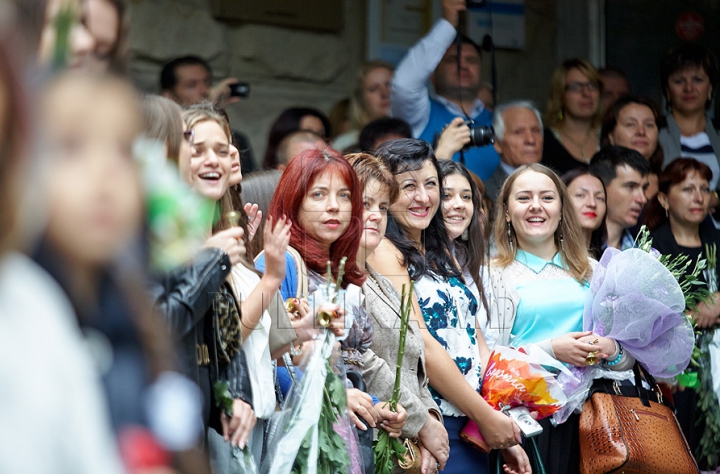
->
xmin=392 ymin=0 xmax=500 ymax=180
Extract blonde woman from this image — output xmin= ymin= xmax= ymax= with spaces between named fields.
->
xmin=542 ymin=59 xmax=604 ymax=175
xmin=488 ymin=163 xmax=633 ymax=474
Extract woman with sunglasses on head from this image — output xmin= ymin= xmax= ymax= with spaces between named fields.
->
xmin=542 ymin=59 xmax=603 ymax=175
xmin=369 ymin=138 xmax=530 ymax=474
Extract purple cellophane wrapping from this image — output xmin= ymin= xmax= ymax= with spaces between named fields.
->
xmin=553 ymin=247 xmax=694 ymax=424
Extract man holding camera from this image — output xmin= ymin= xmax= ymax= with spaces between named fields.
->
xmin=160 ymin=55 xmax=257 ymax=174
xmin=392 ymin=0 xmax=499 ymax=180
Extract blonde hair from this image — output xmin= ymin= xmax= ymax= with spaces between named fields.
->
xmin=348 ymin=61 xmax=394 ymax=131
xmin=545 ymin=58 xmax=603 ymax=129
xmin=492 ymin=163 xmax=592 ymax=283
xmin=181 ymin=102 xmax=237 ymax=233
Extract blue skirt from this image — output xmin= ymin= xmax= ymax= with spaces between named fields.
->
xmin=443 ymin=415 xmax=489 ymax=473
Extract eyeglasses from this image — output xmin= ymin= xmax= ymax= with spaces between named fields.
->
xmin=183 ymin=129 xmax=195 ymax=145
xmin=565 ymin=81 xmax=599 ymax=93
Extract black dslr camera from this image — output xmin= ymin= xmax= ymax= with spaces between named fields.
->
xmin=463 ymin=119 xmax=495 ymax=149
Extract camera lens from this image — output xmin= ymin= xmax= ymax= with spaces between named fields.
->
xmin=468 ymin=125 xmax=495 ymax=148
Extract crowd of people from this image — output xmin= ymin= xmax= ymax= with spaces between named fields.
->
xmin=1 ymin=0 xmax=720 ymax=473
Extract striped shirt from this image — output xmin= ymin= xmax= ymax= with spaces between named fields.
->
xmin=680 ymin=132 xmax=719 ymax=189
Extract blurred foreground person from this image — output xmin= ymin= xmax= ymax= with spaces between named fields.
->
xmin=33 ymin=72 xmax=207 ymax=474
xmin=0 ymin=18 xmax=126 ymax=474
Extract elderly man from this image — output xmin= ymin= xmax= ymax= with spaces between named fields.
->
xmin=484 ymin=101 xmax=544 ymax=203
xmin=392 ymin=0 xmax=499 ymax=180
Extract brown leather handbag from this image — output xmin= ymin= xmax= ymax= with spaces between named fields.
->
xmin=579 ymin=365 xmax=699 ymax=474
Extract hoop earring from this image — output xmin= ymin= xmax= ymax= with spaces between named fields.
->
xmin=507 ymin=222 xmax=514 ymax=252
xmin=559 ymin=228 xmax=565 ymax=252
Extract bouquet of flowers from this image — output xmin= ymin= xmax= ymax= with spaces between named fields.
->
xmin=460 ymin=344 xmax=577 ymax=451
xmin=261 ymin=259 xmax=354 ymax=474
xmin=553 ymin=226 xmax=704 ymax=424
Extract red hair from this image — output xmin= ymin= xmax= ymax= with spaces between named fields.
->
xmin=269 ymin=148 xmax=365 ymax=287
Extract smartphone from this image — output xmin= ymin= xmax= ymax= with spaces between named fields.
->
xmin=507 ymin=406 xmax=543 ymax=438
xmin=229 ymin=82 xmax=250 ymax=98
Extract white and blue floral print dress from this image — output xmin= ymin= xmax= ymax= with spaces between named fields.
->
xmin=413 ymin=271 xmax=483 ymax=417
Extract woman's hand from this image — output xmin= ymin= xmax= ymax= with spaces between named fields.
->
xmin=244 ymin=203 xmax=262 ymax=242
xmin=501 ymin=445 xmax=532 ymax=474
xmin=289 ymin=299 xmax=345 ymax=344
xmin=577 ymin=334 xmax=616 ymax=359
xmin=551 ymin=331 xmax=610 ymax=367
xmin=220 ymin=399 xmax=256 ymax=448
xmin=435 ymin=117 xmax=471 ymax=159
xmin=475 ymin=408 xmax=521 ymax=449
xmin=687 ymin=294 xmax=720 ymax=328
xmin=417 ymin=415 xmax=449 ymax=469
xmin=375 ymin=402 xmax=407 ymax=438
xmin=262 ymin=215 xmax=292 ymax=284
xmin=346 ymin=388 xmax=378 ymax=431
xmin=419 ymin=442 xmax=441 ymax=474
xmin=204 ymin=227 xmax=246 ymax=265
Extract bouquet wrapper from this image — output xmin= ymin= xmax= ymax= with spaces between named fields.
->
xmin=261 ymin=288 xmax=358 ymax=474
xmin=462 ymin=344 xmax=576 ymax=450
xmin=553 ymin=247 xmax=695 ymax=424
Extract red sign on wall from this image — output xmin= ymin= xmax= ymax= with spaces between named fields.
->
xmin=676 ymin=12 xmax=705 ymax=41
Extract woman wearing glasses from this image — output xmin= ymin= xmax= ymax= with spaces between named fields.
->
xmin=542 ymin=59 xmax=604 ymax=175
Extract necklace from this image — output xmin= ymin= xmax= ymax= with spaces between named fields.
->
xmin=560 ymin=127 xmax=596 ymax=162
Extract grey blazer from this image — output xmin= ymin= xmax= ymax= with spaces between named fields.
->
xmin=659 ymin=114 xmax=720 ymax=184
xmin=361 ymin=265 xmax=441 ymax=439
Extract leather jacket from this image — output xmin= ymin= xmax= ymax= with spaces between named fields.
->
xmin=149 ymin=248 xmax=253 ymax=430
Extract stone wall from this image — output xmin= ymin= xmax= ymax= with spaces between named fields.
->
xmin=128 ymin=0 xmax=366 ymax=167
xmin=128 ymin=0 xmax=575 ymax=168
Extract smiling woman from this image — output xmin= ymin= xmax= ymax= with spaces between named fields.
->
xmin=488 ymin=163 xmax=634 ymax=474
xmin=370 ymin=139 xmax=530 ymax=474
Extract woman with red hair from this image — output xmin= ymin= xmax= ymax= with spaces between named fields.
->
xmin=256 ymin=148 xmax=405 ymax=472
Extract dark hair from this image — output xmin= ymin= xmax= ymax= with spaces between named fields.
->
xmin=598 ymin=67 xmax=629 ymax=82
xmin=438 ymin=160 xmax=489 ymax=315
xmin=660 ymin=42 xmax=720 ymax=110
xmin=375 ymin=138 xmax=460 ymax=280
xmin=456 ymin=33 xmax=483 ymax=59
xmin=644 ymin=158 xmax=713 ymax=230
xmin=346 ymin=152 xmax=399 ymax=205
xmin=240 ymin=170 xmax=282 ymax=258
xmin=589 ymin=145 xmax=650 ymax=187
xmin=600 ymin=95 xmax=664 ymax=175
xmin=561 ymin=168 xmax=607 ymax=260
xmin=262 ymin=107 xmax=330 ymax=170
xmin=160 ymin=55 xmax=211 ymax=92
xmin=358 ymin=117 xmax=413 ymax=153
xmin=276 ymin=130 xmax=325 ymax=167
